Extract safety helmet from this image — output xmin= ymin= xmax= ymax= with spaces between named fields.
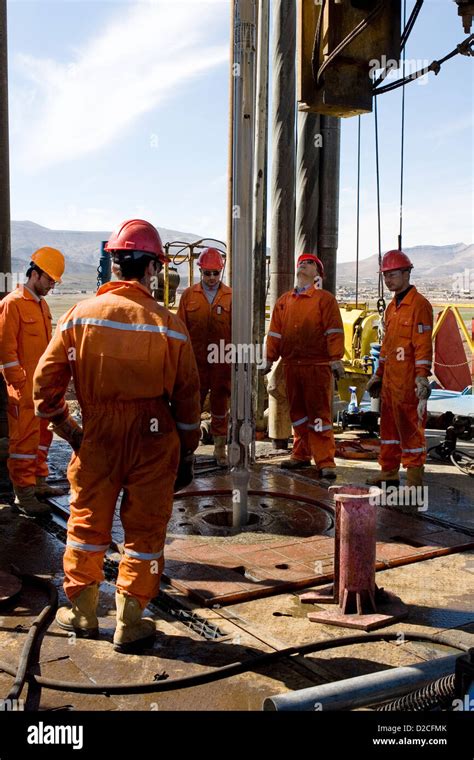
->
xmin=197 ymin=248 xmax=225 ymax=271
xmin=31 ymin=247 xmax=65 ymax=283
xmin=105 ymin=219 xmax=169 ymax=263
xmin=380 ymin=250 xmax=413 ymax=273
xmin=296 ymin=253 xmax=324 ymax=278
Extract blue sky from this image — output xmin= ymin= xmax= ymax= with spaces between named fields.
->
xmin=7 ymin=0 xmax=473 ymax=262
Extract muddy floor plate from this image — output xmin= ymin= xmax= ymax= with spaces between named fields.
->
xmin=163 ymin=526 xmax=474 ymax=606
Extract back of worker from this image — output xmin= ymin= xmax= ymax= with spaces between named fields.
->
xmin=33 ymin=219 xmax=201 ymax=653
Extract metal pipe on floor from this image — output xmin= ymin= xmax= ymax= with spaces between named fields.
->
xmin=263 ymin=654 xmax=459 ymax=711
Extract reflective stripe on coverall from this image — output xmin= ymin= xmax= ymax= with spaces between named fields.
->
xmin=376 ymin=286 xmax=433 ymax=470
xmin=266 ymin=285 xmax=344 ymax=469
xmin=33 ymin=280 xmax=201 ymax=607
xmin=0 ymin=285 xmax=53 ymax=486
xmin=177 ymin=282 xmax=232 ymax=437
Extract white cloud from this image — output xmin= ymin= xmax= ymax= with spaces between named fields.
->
xmin=12 ymin=0 xmax=228 ymax=170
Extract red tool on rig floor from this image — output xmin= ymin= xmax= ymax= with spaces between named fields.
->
xmin=300 ymin=485 xmax=408 ymax=631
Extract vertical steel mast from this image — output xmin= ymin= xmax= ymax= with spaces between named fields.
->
xmin=228 ymin=0 xmax=257 ymax=530
xmin=252 ymin=0 xmax=270 ymax=437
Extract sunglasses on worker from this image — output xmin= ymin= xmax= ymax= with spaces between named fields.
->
xmin=202 ymin=270 xmax=220 ymax=277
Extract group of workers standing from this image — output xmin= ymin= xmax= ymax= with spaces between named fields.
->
xmin=0 ymin=217 xmax=432 ymax=652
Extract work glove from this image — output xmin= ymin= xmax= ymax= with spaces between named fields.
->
xmin=174 ymin=451 xmax=195 ymax=492
xmin=366 ymin=374 xmax=382 ymax=399
xmin=415 ymin=376 xmax=431 ymax=400
xmin=260 ymin=361 xmax=273 ymax=375
xmin=50 ymin=415 xmax=83 ymax=453
xmin=329 ymin=360 xmax=345 ymax=381
xmin=417 ymin=398 xmax=427 ymax=423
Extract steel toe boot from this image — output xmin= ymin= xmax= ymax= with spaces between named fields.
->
xmin=113 ymin=592 xmax=156 ymax=654
xmin=55 ymin=584 xmax=99 ymax=639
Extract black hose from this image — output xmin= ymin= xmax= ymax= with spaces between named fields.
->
xmin=377 ymin=673 xmax=455 ymax=711
xmin=450 ymin=451 xmax=474 ymax=477
xmin=0 ymin=623 xmax=468 ymax=697
xmin=4 ymin=570 xmax=58 ymax=703
xmin=374 ymin=34 xmax=474 ymax=95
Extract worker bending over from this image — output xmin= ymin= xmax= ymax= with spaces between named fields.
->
xmin=0 ymin=247 xmax=66 ymax=515
xmin=264 ymin=253 xmax=345 ymax=479
xmin=33 ymin=219 xmax=201 ymax=653
xmin=177 ymin=248 xmax=231 ymax=466
xmin=367 ymin=250 xmax=433 ymax=489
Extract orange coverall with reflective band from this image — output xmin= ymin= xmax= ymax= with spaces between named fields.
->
xmin=266 ymin=286 xmax=344 ymax=469
xmin=33 ymin=281 xmax=201 ymax=607
xmin=375 ymin=286 xmax=433 ymax=470
xmin=0 ymin=285 xmax=53 ymax=487
xmin=177 ymin=282 xmax=232 ymax=437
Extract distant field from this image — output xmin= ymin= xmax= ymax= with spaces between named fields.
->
xmin=48 ymin=285 xmax=474 ymax=339
xmin=48 ymin=294 xmax=93 ymax=326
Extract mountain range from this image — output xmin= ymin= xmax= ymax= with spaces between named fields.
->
xmin=10 ymin=221 xmax=472 ymax=287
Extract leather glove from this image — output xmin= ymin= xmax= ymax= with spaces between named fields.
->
xmin=417 ymin=398 xmax=427 ymax=422
xmin=330 ymin=360 xmax=345 ymax=380
xmin=366 ymin=374 xmax=382 ymax=399
xmin=174 ymin=451 xmax=195 ymax=492
xmin=415 ymin=376 xmax=431 ymax=400
xmin=260 ymin=361 xmax=273 ymax=375
xmin=50 ymin=415 xmax=83 ymax=453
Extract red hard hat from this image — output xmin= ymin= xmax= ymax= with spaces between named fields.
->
xmin=105 ymin=219 xmax=169 ymax=263
xmin=380 ymin=249 xmax=413 ymax=273
xmin=197 ymin=248 xmax=224 ymax=270
xmin=297 ymin=253 xmax=324 ymax=277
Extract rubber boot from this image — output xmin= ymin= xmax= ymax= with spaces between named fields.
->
xmin=366 ymin=468 xmax=400 ymax=487
xmin=36 ymin=476 xmax=68 ymax=497
xmin=55 ymin=584 xmax=99 ymax=639
xmin=280 ymin=458 xmax=311 ymax=470
xmin=319 ymin=467 xmax=337 ymax=480
xmin=213 ymin=436 xmax=228 ymax=467
xmin=113 ymin=592 xmax=156 ymax=654
xmin=13 ymin=485 xmax=51 ymax=516
xmin=407 ymin=465 xmax=424 ymax=487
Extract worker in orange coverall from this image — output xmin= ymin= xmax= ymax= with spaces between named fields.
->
xmin=33 ymin=219 xmax=201 ymax=654
xmin=367 ymin=250 xmax=433 ymax=489
xmin=264 ymin=253 xmax=345 ymax=479
xmin=0 ymin=247 xmax=66 ymax=516
xmin=177 ymin=247 xmax=231 ymax=466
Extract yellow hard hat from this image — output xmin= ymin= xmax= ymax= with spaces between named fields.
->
xmin=31 ymin=247 xmax=65 ymax=283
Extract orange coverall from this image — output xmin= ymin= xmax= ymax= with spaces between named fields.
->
xmin=376 ymin=286 xmax=433 ymax=470
xmin=0 ymin=285 xmax=53 ymax=487
xmin=266 ymin=286 xmax=344 ymax=469
xmin=177 ymin=282 xmax=232 ymax=437
xmin=33 ymin=280 xmax=201 ymax=608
